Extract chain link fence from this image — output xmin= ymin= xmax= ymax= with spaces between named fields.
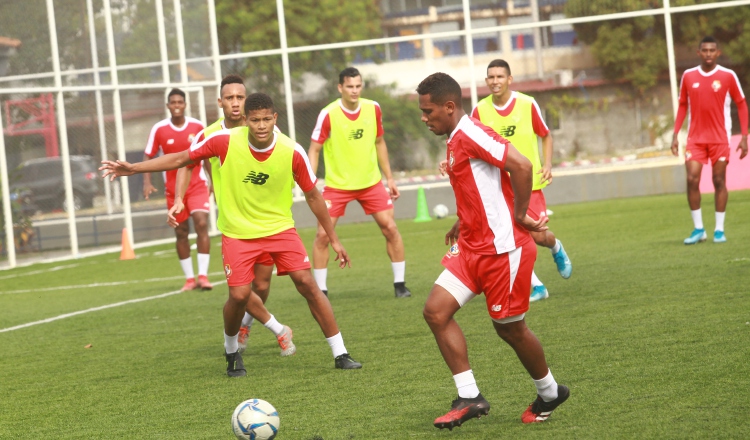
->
xmin=1 ymin=0 xmax=749 ymax=267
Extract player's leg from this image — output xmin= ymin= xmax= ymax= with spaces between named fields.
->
xmin=371 ymin=208 xmax=410 ymax=297
xmin=684 ymin=149 xmax=707 ymax=244
xmin=223 ymin=283 xmax=253 ymax=377
xmin=312 ymin=216 xmax=340 ymax=296
xmin=191 ymin=209 xmax=213 ymax=290
xmin=710 ymin=149 xmax=729 ymax=243
xmin=174 ymin=220 xmax=196 ymax=291
xmin=529 ymin=190 xmax=571 ymax=283
xmin=426 ymin=269 xmax=490 ymax=430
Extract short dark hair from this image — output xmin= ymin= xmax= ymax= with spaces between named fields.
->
xmin=339 ymin=67 xmax=361 ymax=84
xmin=487 ymin=59 xmax=511 ymax=76
xmin=220 ymin=74 xmax=245 ymax=93
xmin=416 ymin=73 xmax=462 ymax=105
xmin=167 ymin=88 xmax=185 ymax=101
xmin=244 ymin=92 xmax=274 ymax=114
xmin=700 ymin=36 xmax=718 ymax=47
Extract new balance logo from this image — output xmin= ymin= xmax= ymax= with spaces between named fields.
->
xmin=348 ymin=128 xmax=364 ymax=140
xmin=243 ymin=171 xmax=270 ymax=185
xmin=498 ymin=125 xmax=516 ymax=137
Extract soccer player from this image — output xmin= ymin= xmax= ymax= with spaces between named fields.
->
xmin=171 ymin=74 xmax=294 ymax=356
xmin=417 ymin=73 xmax=569 ymax=429
xmin=307 ymin=67 xmax=411 ymax=298
xmin=671 ymin=36 xmax=748 ymax=244
xmin=143 ymin=88 xmax=212 ymax=292
xmin=101 ymin=93 xmax=362 ymax=376
xmin=472 ymin=59 xmax=572 ymax=302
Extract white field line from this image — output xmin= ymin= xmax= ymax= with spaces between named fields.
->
xmin=0 ymin=263 xmax=81 ymax=281
xmin=0 ymin=280 xmax=227 ymax=334
xmin=0 ymin=271 xmax=226 ymax=295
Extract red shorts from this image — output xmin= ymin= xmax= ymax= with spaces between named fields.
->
xmin=685 ymin=143 xmax=730 ymax=165
xmin=322 ymin=183 xmax=393 ymax=218
xmin=526 ymin=190 xmax=548 ymax=222
xmin=167 ymin=187 xmax=210 ymax=224
xmin=221 ymin=229 xmax=310 ymax=287
xmin=440 ymin=239 xmax=536 ymax=320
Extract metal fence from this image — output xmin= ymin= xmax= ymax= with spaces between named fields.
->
xmin=1 ymin=0 xmax=749 ymax=267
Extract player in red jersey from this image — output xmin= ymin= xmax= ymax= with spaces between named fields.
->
xmin=417 ymin=73 xmax=569 ymax=429
xmin=143 ymin=88 xmax=212 ymax=291
xmin=671 ymin=36 xmax=748 ymax=245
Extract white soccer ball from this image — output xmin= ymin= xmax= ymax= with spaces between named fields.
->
xmin=433 ymin=203 xmax=450 ymax=219
xmin=231 ymin=399 xmax=280 ymax=440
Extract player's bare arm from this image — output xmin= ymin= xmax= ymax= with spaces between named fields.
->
xmin=671 ymin=100 xmax=688 ymax=156
xmin=307 ymin=141 xmax=323 ymax=176
xmin=375 ymin=136 xmax=400 ymax=200
xmin=438 ymin=159 xmax=448 ymax=176
xmin=166 ymin=166 xmax=193 ymax=228
xmin=202 ymin=160 xmax=213 ymax=195
xmin=504 ymin=144 xmax=548 ymax=233
xmin=444 ymin=220 xmax=460 ymax=245
xmin=539 ymin=134 xmax=553 ymax=184
xmin=737 ymin=135 xmax=748 ymax=159
xmin=141 ymin=153 xmax=158 ymax=200
xmin=304 ymin=186 xmax=351 ymax=268
xmin=100 ymin=150 xmax=194 ymax=181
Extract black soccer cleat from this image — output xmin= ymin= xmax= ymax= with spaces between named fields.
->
xmin=434 ymin=393 xmax=490 ymax=430
xmin=225 ymin=350 xmax=246 ymax=377
xmin=394 ymin=282 xmax=411 ymax=298
xmin=521 ymin=384 xmax=570 ymax=423
xmin=334 ymin=353 xmax=362 ymax=369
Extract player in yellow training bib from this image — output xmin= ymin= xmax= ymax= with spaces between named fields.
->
xmin=308 ymin=67 xmax=411 ymax=298
xmin=101 ymin=93 xmax=362 ymax=376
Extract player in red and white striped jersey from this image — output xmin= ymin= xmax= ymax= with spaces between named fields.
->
xmin=143 ymin=88 xmax=212 ymax=291
xmin=671 ymin=36 xmax=748 ymax=244
xmin=417 ymin=73 xmax=569 ymax=429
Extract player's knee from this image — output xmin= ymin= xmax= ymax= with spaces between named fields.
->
xmin=686 ymin=173 xmax=701 ymax=187
xmin=380 ymin=222 xmax=400 ymax=240
xmin=712 ymin=175 xmax=726 ymax=189
xmin=422 ymin=303 xmax=446 ymax=327
xmin=314 ymin=230 xmax=330 ymax=246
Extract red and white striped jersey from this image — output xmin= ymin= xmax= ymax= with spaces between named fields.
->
xmin=445 ymin=115 xmax=531 ymax=255
xmin=144 ymin=117 xmax=206 ymax=197
xmin=677 ymin=65 xmax=747 ymax=144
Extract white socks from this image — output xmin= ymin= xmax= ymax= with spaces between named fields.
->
xmin=454 ymin=370 xmax=480 ymax=399
xmin=550 ymin=239 xmax=561 ymax=255
xmin=314 ymin=269 xmax=328 ymax=291
xmin=263 ymin=314 xmax=284 ymax=336
xmin=197 ymin=253 xmax=210 ymax=276
xmin=715 ymin=211 xmax=725 ymax=232
xmin=534 ymin=370 xmax=559 ymax=402
xmin=179 ymin=257 xmax=195 ymax=279
xmin=241 ymin=312 xmax=254 ymax=328
xmin=392 ymin=261 xmax=405 ymax=283
xmin=326 ymin=332 xmax=347 ymax=358
xmin=224 ymin=332 xmax=239 ymax=354
xmin=691 ymin=209 xmax=704 ymax=230
xmin=531 ymin=271 xmax=543 ymax=287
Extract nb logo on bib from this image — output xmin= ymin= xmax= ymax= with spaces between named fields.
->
xmin=348 ymin=128 xmax=364 ymax=140
xmin=498 ymin=125 xmax=516 ymax=137
xmin=243 ymin=171 xmax=270 ymax=185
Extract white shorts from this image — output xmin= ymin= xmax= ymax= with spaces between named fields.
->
xmin=435 ymin=269 xmax=525 ymax=324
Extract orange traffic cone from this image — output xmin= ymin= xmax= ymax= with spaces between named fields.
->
xmin=120 ymin=228 xmax=135 ymax=260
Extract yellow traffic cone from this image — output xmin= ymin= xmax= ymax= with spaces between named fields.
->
xmin=120 ymin=228 xmax=135 ymax=260
xmin=414 ymin=186 xmax=432 ymax=222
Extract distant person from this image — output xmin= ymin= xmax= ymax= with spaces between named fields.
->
xmin=143 ymin=88 xmax=212 ymax=292
xmin=417 ymin=73 xmax=569 ymax=429
xmin=102 ymin=93 xmax=362 ymax=376
xmin=308 ymin=67 xmax=411 ymax=298
xmin=672 ymin=36 xmax=748 ymax=244
xmin=471 ymin=59 xmax=572 ymax=302
xmin=172 ymin=75 xmax=294 ymax=357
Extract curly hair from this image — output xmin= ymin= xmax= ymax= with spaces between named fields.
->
xmin=416 ymin=73 xmax=462 ymax=105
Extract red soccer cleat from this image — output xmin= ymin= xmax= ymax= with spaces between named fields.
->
xmin=197 ymin=275 xmax=213 ymax=291
xmin=181 ymin=278 xmax=197 ymax=291
xmin=521 ymin=385 xmax=570 ymax=424
xmin=237 ymin=325 xmax=250 ymax=353
xmin=433 ymin=394 xmax=490 ymax=430
xmin=276 ymin=325 xmax=296 ymax=356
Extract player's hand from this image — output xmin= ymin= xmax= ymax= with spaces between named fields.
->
xmin=100 ymin=160 xmax=136 ymax=181
xmin=331 ymin=241 xmax=351 ymax=269
xmin=444 ymin=220 xmax=460 ymax=245
xmin=670 ymin=137 xmax=680 ymax=157
xmin=438 ymin=160 xmax=449 ymax=176
xmin=538 ymin=164 xmax=553 ymax=185
xmin=142 ymin=182 xmax=158 ymax=200
xmin=167 ymin=198 xmax=185 ymax=228
xmin=518 ymin=214 xmax=548 ymax=233
xmin=737 ymin=136 xmax=748 ymax=159
xmin=386 ymin=178 xmax=400 ymax=201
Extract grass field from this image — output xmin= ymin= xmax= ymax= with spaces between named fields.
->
xmin=1 ymin=191 xmax=749 ymax=439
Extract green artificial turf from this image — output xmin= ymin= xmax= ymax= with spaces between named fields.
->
xmin=0 ymin=191 xmax=748 ymax=439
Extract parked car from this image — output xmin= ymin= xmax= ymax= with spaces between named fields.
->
xmin=10 ymin=155 xmax=103 ymax=212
